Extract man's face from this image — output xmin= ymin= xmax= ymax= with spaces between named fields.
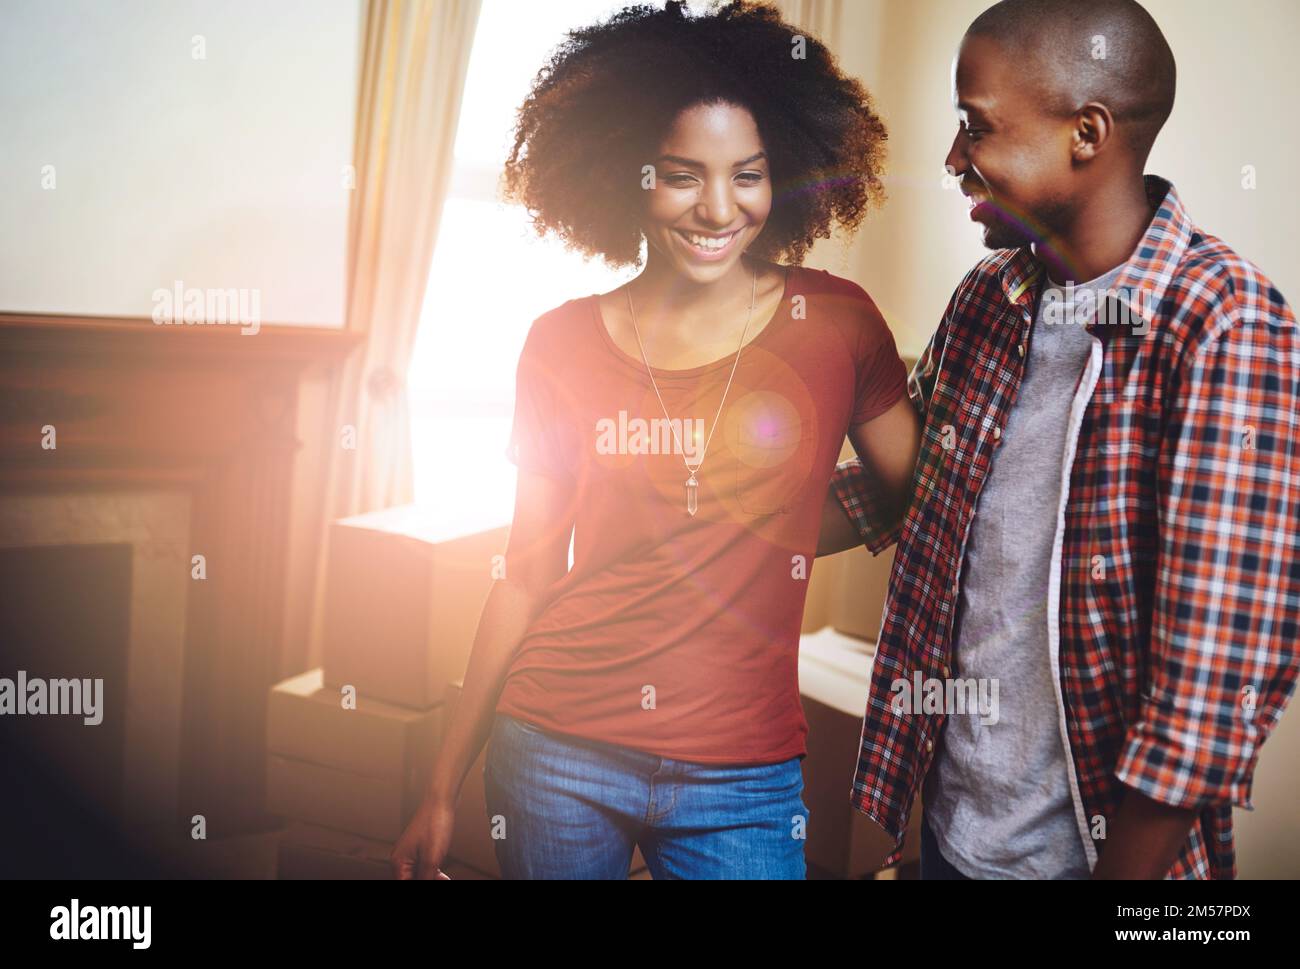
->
xmin=945 ymin=34 xmax=1076 ymax=251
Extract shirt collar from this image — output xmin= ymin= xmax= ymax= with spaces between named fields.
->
xmin=996 ymin=175 xmax=1196 ymax=339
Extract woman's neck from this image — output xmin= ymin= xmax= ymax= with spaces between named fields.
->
xmin=631 ymin=251 xmax=759 ymax=320
xmin=601 ymin=251 xmax=784 ymax=369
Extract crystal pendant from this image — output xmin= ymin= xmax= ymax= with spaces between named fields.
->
xmin=685 ymin=471 xmax=699 ymax=517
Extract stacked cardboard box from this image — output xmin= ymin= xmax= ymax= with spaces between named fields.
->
xmin=269 ymin=506 xmax=646 ymax=879
xmin=266 ymin=667 xmax=458 ymax=877
xmin=829 ymin=540 xmax=895 ymax=644
xmin=276 ymin=820 xmax=489 ymax=880
xmin=797 ymin=538 xmax=922 ymax=879
xmin=268 ymin=506 xmax=508 ymax=878
xmin=320 ymin=507 xmax=509 ymax=710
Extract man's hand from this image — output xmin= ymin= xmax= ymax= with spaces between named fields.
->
xmin=1090 ymin=788 xmax=1198 ymax=879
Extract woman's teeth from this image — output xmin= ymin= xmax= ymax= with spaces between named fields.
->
xmin=677 ymin=229 xmax=739 ymax=252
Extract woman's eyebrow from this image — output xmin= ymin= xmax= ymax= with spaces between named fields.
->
xmin=655 ymin=151 xmax=768 ymax=168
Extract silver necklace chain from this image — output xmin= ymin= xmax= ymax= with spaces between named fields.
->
xmin=626 ymin=265 xmax=758 ymax=512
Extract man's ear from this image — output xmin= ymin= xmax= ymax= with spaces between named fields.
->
xmin=1072 ymin=102 xmax=1115 ymax=161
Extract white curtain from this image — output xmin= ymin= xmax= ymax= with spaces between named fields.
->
xmin=307 ymin=0 xmax=482 ymax=659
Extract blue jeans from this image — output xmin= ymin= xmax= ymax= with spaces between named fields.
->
xmin=919 ymin=809 xmax=973 ymax=880
xmin=482 ymin=713 xmax=809 ymax=879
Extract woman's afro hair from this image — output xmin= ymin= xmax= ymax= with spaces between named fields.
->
xmin=501 ymin=0 xmax=888 ymax=267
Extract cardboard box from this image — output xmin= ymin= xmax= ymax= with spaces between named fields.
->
xmin=798 ymin=626 xmax=921 ymax=877
xmin=275 ymin=821 xmax=498 ymax=880
xmin=322 ymin=506 xmax=509 ymax=709
xmin=276 ymin=821 xmax=393 ymax=880
xmin=267 ymin=668 xmax=441 ymax=780
xmin=443 ymin=861 xmax=495 ymax=880
xmin=266 ymin=752 xmax=425 ymax=843
xmin=830 ymin=542 xmax=896 ymax=643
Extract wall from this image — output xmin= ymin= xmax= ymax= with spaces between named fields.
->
xmin=832 ymin=0 xmax=1300 ymax=358
xmin=0 ymin=0 xmax=361 ymax=326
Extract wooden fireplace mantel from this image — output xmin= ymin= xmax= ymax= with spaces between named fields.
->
xmin=0 ymin=312 xmax=363 ymax=361
xmin=0 ymin=311 xmax=365 ymax=837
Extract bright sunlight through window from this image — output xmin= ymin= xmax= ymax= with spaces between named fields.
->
xmin=407 ymin=0 xmax=642 ymax=530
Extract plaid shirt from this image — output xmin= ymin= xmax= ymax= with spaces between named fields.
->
xmin=832 ymin=175 xmax=1300 ymax=879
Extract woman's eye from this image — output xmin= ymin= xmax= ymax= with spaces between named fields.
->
xmin=664 ymin=174 xmax=697 ymax=187
xmin=736 ymin=171 xmax=765 ymax=184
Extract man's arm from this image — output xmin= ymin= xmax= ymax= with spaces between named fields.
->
xmin=1107 ymin=321 xmax=1300 ymax=877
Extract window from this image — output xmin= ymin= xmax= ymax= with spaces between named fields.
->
xmin=407 ymin=0 xmax=637 ymax=529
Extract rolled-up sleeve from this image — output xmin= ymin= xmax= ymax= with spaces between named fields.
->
xmin=1115 ymin=322 xmax=1300 ymax=811
xmin=829 ymin=458 xmax=899 ymax=555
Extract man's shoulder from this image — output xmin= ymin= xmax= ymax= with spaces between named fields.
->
xmin=950 ymin=249 xmax=1022 ymax=309
xmin=1152 ymin=232 xmax=1296 ymax=360
xmin=928 ymin=250 xmax=1025 ymax=347
xmin=967 ymin=247 xmax=1022 ymax=281
xmin=1176 ymin=232 xmax=1294 ymax=328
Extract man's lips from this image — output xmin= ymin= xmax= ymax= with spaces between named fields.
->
xmin=964 ymin=193 xmax=993 ymax=221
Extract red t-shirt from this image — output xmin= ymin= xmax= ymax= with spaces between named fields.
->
xmin=496 ymin=264 xmax=907 ymax=764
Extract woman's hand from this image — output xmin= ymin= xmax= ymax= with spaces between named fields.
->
xmin=390 ymin=794 xmax=458 ymax=880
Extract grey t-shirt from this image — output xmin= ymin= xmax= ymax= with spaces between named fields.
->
xmin=920 ymin=260 xmax=1125 ymax=879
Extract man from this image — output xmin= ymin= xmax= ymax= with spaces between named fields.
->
xmin=819 ymin=0 xmax=1299 ymax=878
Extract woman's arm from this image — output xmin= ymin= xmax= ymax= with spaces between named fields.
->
xmin=391 ymin=466 xmax=574 ymax=879
xmin=816 ymin=394 xmax=922 ymax=557
xmin=817 ymin=481 xmax=863 ymax=558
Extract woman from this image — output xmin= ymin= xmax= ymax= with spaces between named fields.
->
xmin=392 ymin=0 xmax=920 ymax=880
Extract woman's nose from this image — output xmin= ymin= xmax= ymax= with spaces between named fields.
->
xmin=697 ymin=181 xmax=737 ymax=227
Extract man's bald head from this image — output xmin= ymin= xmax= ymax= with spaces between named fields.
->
xmin=966 ymin=0 xmax=1176 ymax=160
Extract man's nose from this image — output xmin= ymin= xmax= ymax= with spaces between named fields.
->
xmin=944 ymin=130 xmax=968 ymax=179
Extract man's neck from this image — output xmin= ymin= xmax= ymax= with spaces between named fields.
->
xmin=1034 ymin=176 xmax=1156 ymax=285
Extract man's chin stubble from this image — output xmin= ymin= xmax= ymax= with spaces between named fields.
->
xmin=981 ymin=223 xmax=1034 ymax=251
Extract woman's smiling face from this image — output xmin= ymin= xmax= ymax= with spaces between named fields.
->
xmin=642 ymin=101 xmax=773 ymax=283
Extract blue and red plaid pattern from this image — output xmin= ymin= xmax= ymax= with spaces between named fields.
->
xmin=832 ymin=176 xmax=1300 ymax=879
